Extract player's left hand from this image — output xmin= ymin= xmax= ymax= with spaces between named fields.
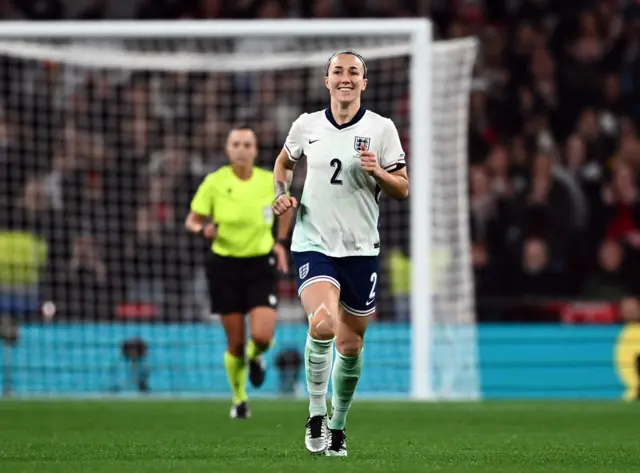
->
xmin=273 ymin=242 xmax=289 ymax=273
xmin=360 ymin=143 xmax=380 ymax=177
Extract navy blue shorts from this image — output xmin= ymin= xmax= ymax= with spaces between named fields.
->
xmin=291 ymin=251 xmax=379 ymax=316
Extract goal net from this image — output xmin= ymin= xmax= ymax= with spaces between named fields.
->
xmin=0 ymin=20 xmax=478 ymax=400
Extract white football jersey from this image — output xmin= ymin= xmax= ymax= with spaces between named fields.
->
xmin=284 ymin=106 xmax=406 ymax=257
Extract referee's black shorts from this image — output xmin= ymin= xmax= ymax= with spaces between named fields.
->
xmin=204 ymin=251 xmax=278 ymax=315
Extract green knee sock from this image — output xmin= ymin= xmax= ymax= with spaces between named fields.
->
xmin=305 ymin=334 xmax=334 ymax=417
xmin=224 ymin=352 xmax=248 ymax=404
xmin=329 ymin=349 xmax=363 ymax=430
xmin=246 ymin=338 xmax=275 ymax=361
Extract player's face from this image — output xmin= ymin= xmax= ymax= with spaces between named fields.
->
xmin=325 ymin=54 xmax=367 ymax=105
xmin=226 ymin=129 xmax=258 ymax=166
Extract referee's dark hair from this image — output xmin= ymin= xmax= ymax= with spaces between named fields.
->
xmin=229 ymin=123 xmax=256 ymax=133
xmin=227 ymin=123 xmax=258 ymax=140
xmin=326 ymin=49 xmax=368 ymax=78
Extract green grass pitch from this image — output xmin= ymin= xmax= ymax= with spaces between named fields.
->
xmin=1 ymin=399 xmax=638 ymax=472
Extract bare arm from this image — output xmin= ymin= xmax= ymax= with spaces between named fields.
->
xmin=185 ymin=211 xmax=215 ymax=239
xmin=274 ymin=148 xmax=296 ymax=198
xmin=276 ymin=204 xmax=294 ymax=241
xmin=272 ymin=148 xmax=298 ymax=216
xmin=360 ymin=141 xmax=409 ymax=201
xmin=373 ymin=166 xmax=409 ymax=200
xmin=272 ymin=178 xmax=294 ymax=273
xmin=361 ymin=119 xmax=409 ymax=201
xmin=185 ymin=211 xmax=205 ymax=234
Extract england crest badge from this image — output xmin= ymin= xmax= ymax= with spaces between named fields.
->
xmin=354 ymin=136 xmax=371 ymax=152
xmin=299 ymin=262 xmax=310 ymax=279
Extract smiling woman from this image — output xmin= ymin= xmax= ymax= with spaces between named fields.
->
xmin=184 ymin=124 xmax=293 ymax=419
xmin=271 ymin=49 xmax=409 ymax=456
xmin=325 ymin=49 xmax=368 ymax=107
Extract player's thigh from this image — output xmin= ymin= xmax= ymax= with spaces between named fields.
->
xmin=300 ymin=282 xmax=340 ymax=320
xmin=336 ymin=255 xmax=380 ymax=318
xmin=204 ymin=253 xmax=245 ymax=316
xmin=292 ymin=251 xmax=341 ymax=317
xmin=334 ymin=256 xmax=378 ymax=354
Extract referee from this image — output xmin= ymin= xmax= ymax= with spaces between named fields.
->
xmin=185 ymin=125 xmax=293 ymax=419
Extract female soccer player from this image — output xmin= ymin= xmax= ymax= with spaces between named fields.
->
xmin=186 ymin=125 xmax=292 ymax=419
xmin=272 ymin=50 xmax=409 ymax=456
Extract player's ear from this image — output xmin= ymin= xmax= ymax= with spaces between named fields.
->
xmin=324 ymin=75 xmax=330 ymax=90
xmin=361 ymin=78 xmax=368 ymax=93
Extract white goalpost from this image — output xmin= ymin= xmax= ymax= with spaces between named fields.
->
xmin=0 ymin=19 xmax=479 ymax=400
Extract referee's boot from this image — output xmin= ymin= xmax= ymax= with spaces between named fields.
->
xmin=248 ymin=357 xmax=267 ymax=388
xmin=230 ymin=401 xmax=251 ymax=419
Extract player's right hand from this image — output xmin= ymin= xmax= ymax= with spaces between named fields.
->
xmin=273 ymin=195 xmax=297 ymax=216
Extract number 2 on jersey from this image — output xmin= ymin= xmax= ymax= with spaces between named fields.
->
xmin=330 ymin=158 xmax=343 ymax=185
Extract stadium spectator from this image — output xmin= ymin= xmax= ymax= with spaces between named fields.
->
xmin=471 ymin=240 xmax=502 ymax=303
xmin=582 ymin=239 xmax=631 ymax=301
xmin=619 ymin=296 xmax=640 ymax=322
xmin=125 ymin=200 xmax=167 ymax=314
xmin=60 ymin=232 xmax=111 ymax=319
xmin=510 ymin=237 xmax=565 ymax=298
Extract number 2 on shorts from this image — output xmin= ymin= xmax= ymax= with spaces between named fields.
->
xmin=368 ymin=272 xmax=377 ymax=301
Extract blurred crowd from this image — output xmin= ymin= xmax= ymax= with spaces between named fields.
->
xmin=464 ymin=0 xmax=640 ymax=321
xmin=0 ymin=0 xmax=639 ymax=323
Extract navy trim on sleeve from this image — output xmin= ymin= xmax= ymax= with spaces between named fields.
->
xmin=384 ymin=162 xmax=407 ymax=173
xmin=284 ymin=143 xmax=301 ymax=161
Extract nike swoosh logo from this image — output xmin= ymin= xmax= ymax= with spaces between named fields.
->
xmin=366 ymin=299 xmax=374 ymax=306
xmin=309 ymin=139 xmax=320 ymax=144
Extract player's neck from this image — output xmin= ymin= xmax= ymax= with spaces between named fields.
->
xmin=331 ymin=100 xmax=361 ymax=125
xmin=231 ymin=164 xmax=253 ymax=181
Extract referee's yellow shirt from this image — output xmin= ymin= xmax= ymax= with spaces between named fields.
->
xmin=190 ymin=165 xmax=276 ymax=258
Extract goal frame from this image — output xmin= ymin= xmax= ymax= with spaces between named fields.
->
xmin=0 ymin=19 xmax=434 ymax=400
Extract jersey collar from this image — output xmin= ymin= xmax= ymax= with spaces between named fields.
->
xmin=324 ymin=105 xmax=366 ymax=130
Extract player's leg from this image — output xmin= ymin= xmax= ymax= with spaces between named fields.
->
xmin=246 ymin=307 xmax=276 ymax=388
xmin=245 ymin=254 xmax=279 ymax=388
xmin=326 ymin=309 xmax=367 ymax=456
xmin=300 ymin=281 xmax=340 ymax=453
xmin=301 ymin=281 xmax=340 ymax=412
xmin=205 ymin=254 xmax=249 ymax=418
xmin=326 ymin=256 xmax=378 ymax=456
xmin=220 ymin=313 xmax=250 ymax=418
xmin=292 ymin=251 xmax=340 ymax=454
